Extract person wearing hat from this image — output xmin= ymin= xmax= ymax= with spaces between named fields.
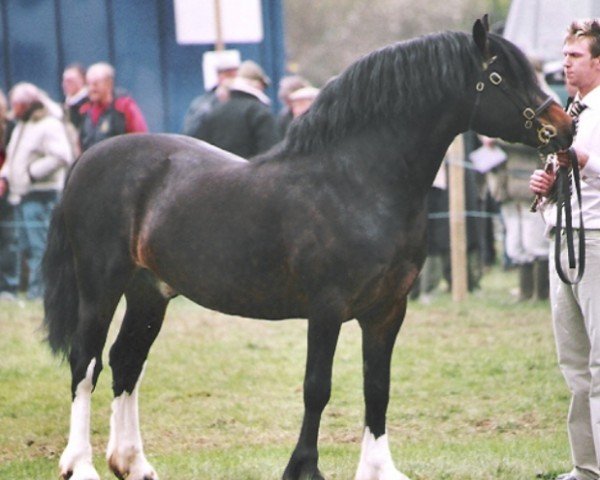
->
xmin=288 ymin=86 xmax=320 ymax=120
xmin=182 ymin=52 xmax=240 ymax=137
xmin=193 ymin=60 xmax=279 ymax=159
xmin=276 ymin=75 xmax=311 ymax=138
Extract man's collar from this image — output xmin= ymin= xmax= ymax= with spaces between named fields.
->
xmin=66 ymin=88 xmax=88 ymax=106
xmin=579 ymin=84 xmax=600 ymax=108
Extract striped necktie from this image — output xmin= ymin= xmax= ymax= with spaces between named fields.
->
xmin=566 ymin=100 xmax=587 ymax=192
xmin=568 ymin=99 xmax=587 ymax=134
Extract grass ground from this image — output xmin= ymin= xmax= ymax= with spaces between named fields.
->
xmin=0 ymin=266 xmax=572 ymax=479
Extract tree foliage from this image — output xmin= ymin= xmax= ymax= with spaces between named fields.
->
xmin=283 ymin=0 xmax=511 ymax=85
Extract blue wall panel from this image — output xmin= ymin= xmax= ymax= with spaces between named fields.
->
xmin=0 ymin=1 xmax=8 ymax=90
xmin=58 ymin=0 xmax=111 ymax=67
xmin=4 ymin=0 xmax=61 ymax=95
xmin=111 ymin=1 xmax=164 ymax=133
xmin=0 ymin=0 xmax=285 ymax=134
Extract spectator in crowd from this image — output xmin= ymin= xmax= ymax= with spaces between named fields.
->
xmin=0 ymin=89 xmax=14 ymax=166
xmin=194 ymin=60 xmax=279 ymax=158
xmin=276 ymin=74 xmax=310 ymax=137
xmin=62 ymin=63 xmax=88 ymax=131
xmin=0 ymin=82 xmax=74 ymax=300
xmin=0 ymin=89 xmax=18 ymax=300
xmin=79 ymin=62 xmax=148 ymax=152
xmin=409 ymin=150 xmax=484 ymax=303
xmin=481 ymin=59 xmax=558 ymax=301
xmin=530 ymin=19 xmax=600 ymax=480
xmin=182 ymin=52 xmax=240 ymax=137
xmin=288 ymin=86 xmax=320 ymax=119
xmin=484 ymin=136 xmax=550 ymax=301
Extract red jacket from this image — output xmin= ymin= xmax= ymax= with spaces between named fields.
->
xmin=79 ymin=95 xmax=147 ymax=152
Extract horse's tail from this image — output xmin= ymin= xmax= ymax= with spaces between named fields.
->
xmin=42 ymin=199 xmax=79 ymax=358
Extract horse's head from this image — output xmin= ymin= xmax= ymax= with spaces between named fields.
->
xmin=469 ymin=16 xmax=572 ymax=154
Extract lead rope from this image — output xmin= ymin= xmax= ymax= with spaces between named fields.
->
xmin=554 ymin=148 xmax=585 ymax=284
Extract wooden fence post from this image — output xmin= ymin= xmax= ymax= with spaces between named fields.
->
xmin=448 ymin=136 xmax=468 ymax=302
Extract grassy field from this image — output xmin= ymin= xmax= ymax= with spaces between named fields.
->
xmin=0 ymin=266 xmax=572 ymax=479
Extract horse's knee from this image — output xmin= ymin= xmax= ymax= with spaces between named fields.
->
xmin=70 ymin=353 xmax=102 ymax=398
xmin=304 ymin=373 xmax=331 ymax=412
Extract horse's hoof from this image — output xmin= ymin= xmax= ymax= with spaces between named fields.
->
xmin=283 ymin=468 xmax=326 ymax=480
xmin=60 ymin=464 xmax=101 ymax=480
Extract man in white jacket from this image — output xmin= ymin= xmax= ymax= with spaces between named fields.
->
xmin=0 ymin=82 xmax=73 ymax=300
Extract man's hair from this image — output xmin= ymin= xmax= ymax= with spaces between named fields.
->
xmin=86 ymin=62 xmax=115 ymax=81
xmin=567 ymin=19 xmax=600 ymax=58
xmin=65 ymin=63 xmax=87 ymax=81
xmin=9 ymin=82 xmax=41 ymax=104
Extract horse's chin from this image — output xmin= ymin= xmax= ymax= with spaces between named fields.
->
xmin=537 ymin=135 xmax=574 ymax=156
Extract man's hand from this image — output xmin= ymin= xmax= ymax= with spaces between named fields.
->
xmin=556 ymin=148 xmax=589 ymax=169
xmin=530 ymin=168 xmax=555 ymax=197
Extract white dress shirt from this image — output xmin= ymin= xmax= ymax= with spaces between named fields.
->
xmin=543 ymin=84 xmax=600 ymax=229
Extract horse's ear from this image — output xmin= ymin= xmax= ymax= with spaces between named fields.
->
xmin=473 ymin=16 xmax=491 ymax=61
xmin=481 ymin=14 xmax=490 ymax=33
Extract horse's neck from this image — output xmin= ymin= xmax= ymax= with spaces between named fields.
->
xmin=351 ymin=107 xmax=466 ymax=191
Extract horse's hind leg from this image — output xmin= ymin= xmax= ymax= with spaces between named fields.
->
xmin=356 ymin=298 xmax=410 ymax=480
xmin=106 ymin=270 xmax=170 ymax=480
xmin=60 ymin=271 xmax=129 ymax=480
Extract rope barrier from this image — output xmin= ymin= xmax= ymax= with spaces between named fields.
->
xmin=0 ymin=212 xmax=502 ymax=229
xmin=0 ymin=220 xmax=50 ymax=228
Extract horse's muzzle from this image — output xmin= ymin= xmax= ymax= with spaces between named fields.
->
xmin=536 ymin=106 xmax=573 ymax=155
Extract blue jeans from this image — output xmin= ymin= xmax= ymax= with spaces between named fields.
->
xmin=13 ymin=191 xmax=58 ymax=299
xmin=0 ymin=199 xmax=19 ymax=293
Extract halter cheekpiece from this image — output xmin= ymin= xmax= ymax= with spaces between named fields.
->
xmin=471 ymin=56 xmax=557 ymax=149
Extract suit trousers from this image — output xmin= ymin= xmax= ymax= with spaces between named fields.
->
xmin=550 ymin=229 xmax=600 ymax=480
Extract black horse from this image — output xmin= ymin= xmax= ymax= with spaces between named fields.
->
xmin=43 ymin=18 xmax=572 ymax=480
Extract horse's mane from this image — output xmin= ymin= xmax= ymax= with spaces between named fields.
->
xmin=280 ymin=30 xmax=537 ymax=156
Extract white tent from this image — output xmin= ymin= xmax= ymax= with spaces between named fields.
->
xmin=503 ymin=0 xmax=600 ymax=62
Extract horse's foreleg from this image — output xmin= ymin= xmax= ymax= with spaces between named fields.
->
xmin=356 ymin=299 xmax=410 ymax=480
xmin=107 ymin=273 xmax=169 ymax=480
xmin=283 ymin=317 xmax=342 ymax=480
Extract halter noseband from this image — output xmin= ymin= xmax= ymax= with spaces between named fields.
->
xmin=470 ymin=57 xmax=557 ymax=149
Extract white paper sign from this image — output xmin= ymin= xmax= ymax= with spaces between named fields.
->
xmin=469 ymin=145 xmax=508 ymax=174
xmin=174 ymin=0 xmax=264 ymax=45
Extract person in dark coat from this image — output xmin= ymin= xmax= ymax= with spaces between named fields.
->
xmin=78 ymin=62 xmax=148 ymax=153
xmin=194 ymin=60 xmax=279 ymax=159
xmin=182 ymin=52 xmax=240 ymax=138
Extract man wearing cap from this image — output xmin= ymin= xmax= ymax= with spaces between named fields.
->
xmin=289 ymin=86 xmax=320 ymax=120
xmin=193 ymin=60 xmax=279 ymax=159
xmin=182 ymin=53 xmax=240 ymax=137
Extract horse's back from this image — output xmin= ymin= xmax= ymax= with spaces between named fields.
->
xmin=65 ymin=133 xmax=246 ymax=215
xmin=70 ymin=133 xmax=246 ymax=180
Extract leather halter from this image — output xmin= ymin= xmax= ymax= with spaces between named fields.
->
xmin=469 ymin=57 xmax=557 ymax=149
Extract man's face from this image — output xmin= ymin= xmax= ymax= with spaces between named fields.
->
xmin=216 ymin=68 xmax=238 ymax=86
xmin=563 ymin=37 xmax=600 ymax=95
xmin=87 ymin=73 xmax=113 ymax=104
xmin=11 ymin=101 xmax=28 ymax=119
xmin=62 ymin=69 xmax=84 ymax=97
